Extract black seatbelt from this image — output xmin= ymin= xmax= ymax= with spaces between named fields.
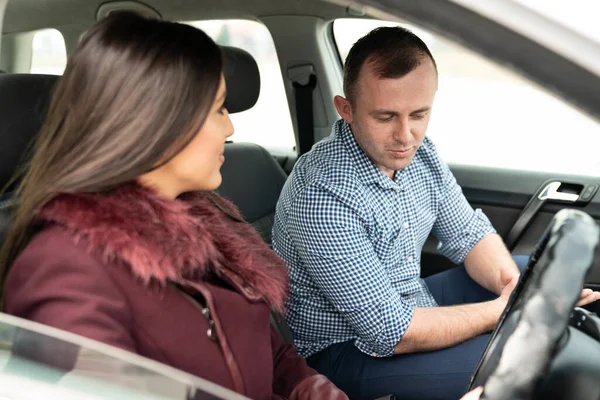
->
xmin=292 ymin=74 xmax=317 ymax=155
xmin=504 ymin=194 xmax=546 ymax=251
xmin=504 ymin=180 xmax=582 ymax=251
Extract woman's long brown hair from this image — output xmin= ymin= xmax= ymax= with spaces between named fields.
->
xmin=0 ymin=11 xmax=224 ymax=288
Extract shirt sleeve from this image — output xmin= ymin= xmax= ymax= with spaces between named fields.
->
xmin=432 ymin=161 xmax=496 ymax=264
xmin=286 ymin=182 xmax=413 ymax=357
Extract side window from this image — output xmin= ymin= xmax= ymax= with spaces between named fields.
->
xmin=333 ymin=19 xmax=600 ymax=177
xmin=186 ymin=20 xmax=296 ymax=153
xmin=30 ymin=29 xmax=67 ymax=75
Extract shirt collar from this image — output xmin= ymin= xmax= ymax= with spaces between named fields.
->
xmin=336 ymin=120 xmax=406 ymax=191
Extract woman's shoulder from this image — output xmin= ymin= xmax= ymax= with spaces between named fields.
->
xmin=4 ymin=224 xmax=137 ymax=353
xmin=8 ymin=224 xmax=108 ymax=286
xmin=18 ymin=224 xmax=94 ymax=262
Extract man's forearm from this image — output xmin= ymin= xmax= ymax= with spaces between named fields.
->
xmin=464 ymin=233 xmax=519 ymax=295
xmin=393 ymin=300 xmax=503 ymax=354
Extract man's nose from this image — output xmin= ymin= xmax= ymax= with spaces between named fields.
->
xmin=392 ymin=118 xmax=411 ymax=144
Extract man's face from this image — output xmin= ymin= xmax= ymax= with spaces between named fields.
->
xmin=335 ymin=58 xmax=438 ymax=178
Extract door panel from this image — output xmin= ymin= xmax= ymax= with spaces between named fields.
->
xmin=421 ymin=165 xmax=600 ymax=289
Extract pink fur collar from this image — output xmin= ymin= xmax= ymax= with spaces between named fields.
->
xmin=38 ymin=183 xmax=289 ymax=312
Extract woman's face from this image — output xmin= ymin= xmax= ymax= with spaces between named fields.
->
xmin=141 ymin=75 xmax=234 ymax=198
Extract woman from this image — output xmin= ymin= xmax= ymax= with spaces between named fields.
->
xmin=0 ymin=12 xmax=347 ymax=400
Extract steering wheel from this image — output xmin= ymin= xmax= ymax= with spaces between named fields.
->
xmin=468 ymin=209 xmax=600 ymax=400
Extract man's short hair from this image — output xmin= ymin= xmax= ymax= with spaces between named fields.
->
xmin=343 ymin=26 xmax=437 ymax=103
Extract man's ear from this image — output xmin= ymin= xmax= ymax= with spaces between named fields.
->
xmin=334 ymin=95 xmax=353 ymax=124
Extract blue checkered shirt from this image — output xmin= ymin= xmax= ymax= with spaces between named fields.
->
xmin=273 ymin=120 xmax=495 ymax=358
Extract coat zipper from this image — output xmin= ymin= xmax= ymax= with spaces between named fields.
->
xmin=175 ymin=284 xmax=246 ymax=395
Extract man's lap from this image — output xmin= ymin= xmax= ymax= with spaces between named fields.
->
xmin=307 ymin=334 xmax=490 ymax=400
xmin=306 ymin=256 xmax=529 ymax=400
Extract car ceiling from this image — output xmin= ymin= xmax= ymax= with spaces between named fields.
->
xmin=3 ymin=0 xmax=349 ymax=33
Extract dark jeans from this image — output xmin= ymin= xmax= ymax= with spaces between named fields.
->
xmin=306 ymin=256 xmax=529 ymax=400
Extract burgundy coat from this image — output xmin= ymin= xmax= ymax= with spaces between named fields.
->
xmin=4 ymin=183 xmax=347 ymax=400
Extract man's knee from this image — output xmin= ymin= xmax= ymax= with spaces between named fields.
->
xmin=329 ymin=335 xmax=489 ymax=400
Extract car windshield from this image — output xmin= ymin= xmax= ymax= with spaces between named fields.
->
xmin=515 ymin=0 xmax=600 ymax=44
xmin=0 ymin=313 xmax=246 ymax=400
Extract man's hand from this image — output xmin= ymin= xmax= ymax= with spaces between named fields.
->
xmin=490 ymin=272 xmax=520 ymax=319
xmin=464 ymin=234 xmax=520 ymax=295
xmin=499 ymin=266 xmax=519 ymax=294
xmin=499 ymin=272 xmax=519 ymax=302
xmin=499 ymin=268 xmax=599 ymax=308
xmin=576 ymin=288 xmax=600 ymax=307
xmin=460 ymin=387 xmax=483 ymax=400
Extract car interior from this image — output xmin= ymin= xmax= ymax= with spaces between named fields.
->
xmin=3 ymin=0 xmax=600 ymax=283
xmin=1 ymin=0 xmax=600 ymax=399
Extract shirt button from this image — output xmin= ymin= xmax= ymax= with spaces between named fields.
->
xmin=407 ymin=256 xmax=414 ymax=263
xmin=403 ymin=222 xmax=409 ymax=229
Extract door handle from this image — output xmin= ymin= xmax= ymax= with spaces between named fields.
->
xmin=538 ymin=181 xmax=580 ymax=203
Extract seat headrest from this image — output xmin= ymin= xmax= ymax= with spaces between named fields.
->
xmin=221 ymin=46 xmax=260 ymax=113
xmin=0 ymin=46 xmax=260 ymax=191
xmin=217 ymin=142 xmax=288 ymax=243
xmin=0 ymin=74 xmax=56 ymax=191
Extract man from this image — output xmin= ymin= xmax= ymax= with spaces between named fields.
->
xmin=273 ymin=26 xmax=599 ymax=400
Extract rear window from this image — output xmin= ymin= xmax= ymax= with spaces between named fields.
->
xmin=30 ymin=28 xmax=67 ymax=75
xmin=186 ymin=20 xmax=296 ymax=153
